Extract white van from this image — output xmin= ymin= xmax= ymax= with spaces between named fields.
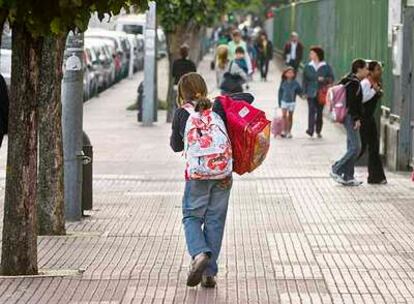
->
xmin=115 ymin=14 xmax=146 ymax=35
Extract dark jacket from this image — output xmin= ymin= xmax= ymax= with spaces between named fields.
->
xmin=172 ymin=58 xmax=196 ymax=85
xmin=170 ymin=93 xmax=254 ymax=152
xmin=0 ymin=74 xmax=9 ymax=135
xmin=256 ymin=40 xmax=273 ymax=61
xmin=339 ymin=73 xmax=363 ymax=122
xmin=284 ymin=41 xmax=304 ymax=64
xmin=302 ymin=62 xmax=334 ymax=98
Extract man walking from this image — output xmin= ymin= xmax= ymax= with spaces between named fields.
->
xmin=331 ymin=59 xmax=369 ymax=186
xmin=284 ymin=32 xmax=303 ymax=71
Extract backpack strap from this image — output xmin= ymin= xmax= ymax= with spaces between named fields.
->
xmin=182 ymin=102 xmax=196 ymax=114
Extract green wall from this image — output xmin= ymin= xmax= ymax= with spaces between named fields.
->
xmin=273 ymin=0 xmax=392 ymax=107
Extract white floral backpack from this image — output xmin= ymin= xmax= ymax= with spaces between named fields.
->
xmin=183 ymin=103 xmax=232 ymax=180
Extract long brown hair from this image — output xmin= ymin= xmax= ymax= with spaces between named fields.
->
xmin=177 ymin=72 xmax=212 ymax=112
xmin=216 ymin=45 xmax=229 ymax=70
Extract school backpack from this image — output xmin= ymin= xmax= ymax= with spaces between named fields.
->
xmin=327 ymin=84 xmax=348 ymax=123
xmin=220 ymin=61 xmax=244 ymax=94
xmin=216 ymin=95 xmax=271 ymax=175
xmin=183 ymin=104 xmax=233 ymax=180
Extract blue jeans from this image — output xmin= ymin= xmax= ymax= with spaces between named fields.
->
xmin=332 ymin=115 xmax=361 ymax=181
xmin=182 ymin=178 xmax=232 ymax=276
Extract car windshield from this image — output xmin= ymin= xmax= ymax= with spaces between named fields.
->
xmin=122 ymin=24 xmax=143 ymax=35
xmin=1 ymin=34 xmax=11 ymax=50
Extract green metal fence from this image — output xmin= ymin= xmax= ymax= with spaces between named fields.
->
xmin=273 ymin=0 xmax=392 ymax=107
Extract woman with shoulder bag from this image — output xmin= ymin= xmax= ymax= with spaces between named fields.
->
xmin=302 ymin=46 xmax=334 ymax=138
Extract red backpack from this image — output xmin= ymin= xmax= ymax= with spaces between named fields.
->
xmin=217 ymin=95 xmax=271 ymax=175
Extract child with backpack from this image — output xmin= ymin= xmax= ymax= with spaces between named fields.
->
xmin=278 ymin=67 xmax=302 ymax=138
xmin=169 ymin=72 xmax=233 ymax=289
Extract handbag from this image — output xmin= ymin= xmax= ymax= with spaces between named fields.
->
xmin=317 ymin=85 xmax=329 ymax=106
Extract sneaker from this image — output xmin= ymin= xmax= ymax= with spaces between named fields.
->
xmin=187 ymin=253 xmax=210 ymax=287
xmin=342 ymin=179 xmax=363 ymax=186
xmin=330 ymin=170 xmax=342 ymax=182
xmin=305 ymin=130 xmax=313 ymax=138
xmin=317 ymin=133 xmax=322 ymax=138
xmin=286 ymin=133 xmax=293 ymax=139
xmin=201 ymin=275 xmax=217 ymax=288
xmin=281 ymin=132 xmax=287 ymax=138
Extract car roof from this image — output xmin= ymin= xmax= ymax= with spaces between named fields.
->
xmin=116 ymin=14 xmax=146 ymax=23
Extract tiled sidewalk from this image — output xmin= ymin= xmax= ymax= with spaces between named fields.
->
xmin=0 ymin=55 xmax=413 ymax=304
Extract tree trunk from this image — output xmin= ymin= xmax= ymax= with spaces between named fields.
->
xmin=165 ymin=23 xmax=203 ymax=123
xmin=37 ymin=34 xmax=67 ymax=236
xmin=165 ymin=25 xmax=187 ymax=123
xmin=1 ymin=23 xmax=42 ymax=275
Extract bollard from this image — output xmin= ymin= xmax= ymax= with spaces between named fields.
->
xmin=82 ymin=132 xmax=93 ymax=214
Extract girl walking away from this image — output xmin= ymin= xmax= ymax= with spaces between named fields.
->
xmin=170 ymin=72 xmax=233 ymax=288
xmin=359 ymin=61 xmax=387 ymax=184
xmin=302 ymin=46 xmax=334 ymax=138
xmin=278 ymin=67 xmax=302 ymax=138
xmin=331 ymin=59 xmax=369 ymax=186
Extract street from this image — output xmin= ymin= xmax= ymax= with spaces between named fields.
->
xmin=0 ymin=54 xmax=413 ymax=304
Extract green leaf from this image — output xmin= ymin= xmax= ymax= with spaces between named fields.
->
xmin=50 ymin=17 xmax=61 ymax=34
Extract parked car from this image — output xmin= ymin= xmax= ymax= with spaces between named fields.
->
xmin=85 ymin=29 xmax=130 ymax=81
xmin=115 ymin=14 xmax=167 ymax=59
xmin=0 ymin=31 xmax=11 ymax=87
xmin=84 ymin=38 xmax=113 ymax=91
xmin=83 ymin=47 xmax=98 ymax=101
xmin=157 ymin=28 xmax=168 ymax=58
xmin=127 ymin=34 xmax=145 ymax=72
xmin=136 ymin=34 xmax=145 ymax=70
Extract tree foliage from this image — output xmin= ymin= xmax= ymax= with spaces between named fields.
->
xmin=0 ymin=0 xmax=148 ymax=35
xmin=157 ymin=0 xmax=252 ymax=33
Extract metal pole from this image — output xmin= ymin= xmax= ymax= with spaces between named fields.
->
xmin=142 ymin=1 xmax=157 ymax=126
xmin=62 ymin=31 xmax=84 ymax=221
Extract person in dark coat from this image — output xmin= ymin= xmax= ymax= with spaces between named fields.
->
xmin=172 ymin=44 xmax=197 ymax=85
xmin=302 ymin=46 xmax=334 ymax=138
xmin=256 ymin=32 xmax=273 ymax=81
xmin=283 ymin=32 xmax=304 ymax=71
xmin=331 ymin=59 xmax=369 ymax=186
xmin=0 ymin=73 xmax=9 ymax=147
xmin=359 ymin=61 xmax=387 ymax=184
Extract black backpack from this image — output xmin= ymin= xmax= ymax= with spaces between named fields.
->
xmin=220 ymin=61 xmax=244 ymax=94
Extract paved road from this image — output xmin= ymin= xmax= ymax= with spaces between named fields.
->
xmin=0 ymin=54 xmax=413 ymax=304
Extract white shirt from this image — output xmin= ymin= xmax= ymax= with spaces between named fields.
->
xmin=290 ymin=41 xmax=297 ymax=60
xmin=361 ymin=78 xmax=376 ymax=103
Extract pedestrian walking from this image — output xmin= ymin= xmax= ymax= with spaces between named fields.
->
xmin=256 ymin=32 xmax=273 ymax=81
xmin=331 ymin=59 xmax=369 ymax=186
xmin=0 ymin=73 xmax=9 ymax=147
xmin=172 ymin=44 xmax=197 ymax=85
xmin=170 ymin=72 xmax=233 ymax=288
xmin=278 ymin=67 xmax=302 ymax=138
xmin=283 ymin=32 xmax=304 ymax=71
xmin=228 ymin=29 xmax=252 ymax=74
xmin=219 ymin=47 xmax=248 ymax=95
xmin=246 ymin=36 xmax=257 ymax=74
xmin=359 ymin=60 xmax=387 ymax=184
xmin=302 ymin=46 xmax=334 ymax=138
xmin=171 ymin=44 xmax=197 ymax=115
